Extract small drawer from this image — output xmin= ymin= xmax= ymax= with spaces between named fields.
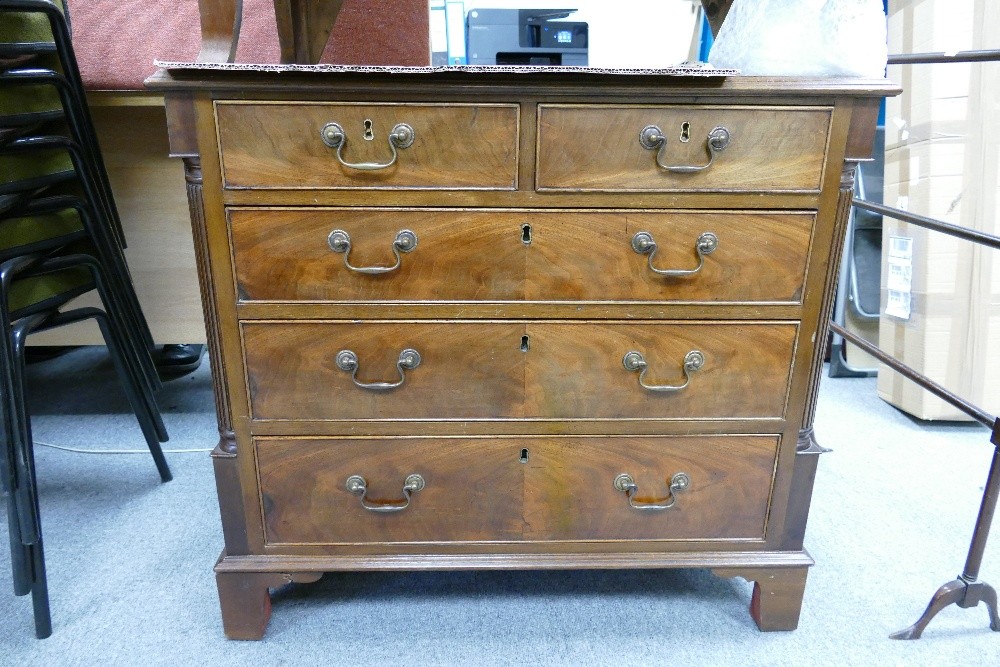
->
xmin=242 ymin=321 xmax=796 ymax=421
xmin=228 ymin=208 xmax=813 ymax=304
xmin=536 ymin=104 xmax=832 ymax=192
xmin=216 ymin=102 xmax=519 ymax=190
xmin=256 ymin=435 xmax=778 ymax=545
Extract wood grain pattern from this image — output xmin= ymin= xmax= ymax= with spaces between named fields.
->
xmin=524 ymin=322 xmax=796 ymax=419
xmin=241 ymin=321 xmax=796 ymax=420
xmin=228 ymin=207 xmax=526 ymax=301
xmin=256 ymin=435 xmax=778 ymax=545
xmin=258 ymin=437 xmax=525 ymax=544
xmin=526 ymin=210 xmax=812 ymax=303
xmin=242 ymin=321 xmax=526 ymax=420
xmin=228 ymin=208 xmax=815 ymax=304
xmin=523 ymin=436 xmax=777 ymax=541
xmin=216 ymin=102 xmax=519 ymax=190
xmin=536 ymin=105 xmax=832 ymax=192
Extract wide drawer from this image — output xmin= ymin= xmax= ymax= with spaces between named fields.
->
xmin=242 ymin=321 xmax=796 ymax=420
xmin=228 ymin=208 xmax=814 ymax=304
xmin=536 ymin=105 xmax=832 ymax=192
xmin=257 ymin=435 xmax=779 ymax=545
xmin=216 ymin=102 xmax=519 ymax=190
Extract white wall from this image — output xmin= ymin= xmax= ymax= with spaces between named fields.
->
xmin=454 ymin=0 xmax=702 ymax=67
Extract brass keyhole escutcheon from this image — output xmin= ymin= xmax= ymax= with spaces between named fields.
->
xmin=680 ymin=121 xmax=691 ymax=143
xmin=363 ymin=119 xmax=374 ymax=140
xmin=521 ymin=223 xmax=532 ymax=245
xmin=520 ymin=448 xmax=529 ymax=463
xmin=520 ymin=335 xmax=530 ymax=353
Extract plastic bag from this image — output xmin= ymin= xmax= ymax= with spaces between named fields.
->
xmin=708 ymin=0 xmax=888 ymax=77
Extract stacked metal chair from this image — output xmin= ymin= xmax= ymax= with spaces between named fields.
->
xmin=1 ymin=0 xmax=171 ymax=638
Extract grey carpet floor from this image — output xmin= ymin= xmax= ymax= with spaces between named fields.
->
xmin=1 ymin=347 xmax=998 ymax=665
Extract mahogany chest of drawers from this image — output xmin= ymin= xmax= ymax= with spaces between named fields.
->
xmin=151 ymin=65 xmax=896 ymax=639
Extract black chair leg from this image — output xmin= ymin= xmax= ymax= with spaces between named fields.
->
xmin=6 ymin=312 xmax=51 ymax=637
xmin=29 ymin=531 xmax=50 ymax=640
xmin=89 ymin=310 xmax=171 ymax=481
xmin=5 ymin=492 xmax=32 ymax=596
xmin=32 ymin=307 xmax=172 ymax=482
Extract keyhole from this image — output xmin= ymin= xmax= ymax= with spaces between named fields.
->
xmin=520 ymin=448 xmax=529 ymax=463
xmin=521 ymin=223 xmax=532 ymax=245
xmin=520 ymin=335 xmax=530 ymax=352
xmin=680 ymin=122 xmax=691 ymax=143
xmin=363 ymin=119 xmax=374 ymax=140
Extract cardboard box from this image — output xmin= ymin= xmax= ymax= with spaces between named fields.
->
xmin=878 ymin=0 xmax=1000 ymax=420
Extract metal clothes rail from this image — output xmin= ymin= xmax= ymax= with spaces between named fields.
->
xmin=841 ymin=45 xmax=1000 ymax=639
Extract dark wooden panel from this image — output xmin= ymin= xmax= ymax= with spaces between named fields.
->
xmin=243 ymin=321 xmax=796 ymax=421
xmin=228 ymin=208 xmax=813 ymax=304
xmin=256 ymin=435 xmax=778 ymax=545
xmin=217 ymin=102 xmax=519 ymax=189
xmin=242 ymin=321 xmax=526 ymax=420
xmin=525 ymin=210 xmax=814 ymax=303
xmin=537 ymin=105 xmax=831 ymax=192
xmin=257 ymin=437 xmax=526 ymax=544
xmin=525 ymin=322 xmax=797 ymax=419
xmin=523 ymin=436 xmax=778 ymax=540
xmin=228 ymin=208 xmax=526 ymax=301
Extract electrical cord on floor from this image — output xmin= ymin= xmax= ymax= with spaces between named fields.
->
xmin=35 ymin=441 xmax=213 ymax=454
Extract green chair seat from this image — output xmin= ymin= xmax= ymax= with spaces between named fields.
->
xmin=7 ymin=263 xmax=90 ymax=314
xmin=0 ymin=0 xmax=66 ymax=45
xmin=0 ymin=84 xmax=63 ymax=119
xmin=0 ymin=208 xmax=83 ymax=251
xmin=0 ymin=149 xmax=74 ymax=188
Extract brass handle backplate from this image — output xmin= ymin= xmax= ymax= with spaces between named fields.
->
xmin=336 ymin=348 xmax=421 ymax=391
xmin=631 ymin=230 xmax=718 ymax=277
xmin=321 ymin=121 xmax=415 ymax=171
xmin=640 ymin=124 xmax=731 ymax=173
xmin=328 ymin=229 xmax=417 ymax=275
xmin=614 ymin=472 xmax=690 ymax=511
xmin=623 ymin=350 xmax=704 ymax=392
xmin=346 ymin=473 xmax=425 ymax=512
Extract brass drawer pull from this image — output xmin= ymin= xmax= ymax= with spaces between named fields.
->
xmin=346 ymin=473 xmax=425 ymax=513
xmin=320 ymin=121 xmax=415 ymax=171
xmin=631 ymin=230 xmax=718 ymax=277
xmin=328 ymin=229 xmax=417 ymax=275
xmin=335 ymin=348 xmax=421 ymax=391
xmin=623 ymin=350 xmax=704 ymax=392
xmin=639 ymin=124 xmax=731 ymax=173
xmin=614 ymin=472 xmax=690 ymax=511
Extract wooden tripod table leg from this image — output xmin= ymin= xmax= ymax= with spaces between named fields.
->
xmin=891 ymin=577 xmax=1000 ymax=640
xmin=216 ymin=569 xmax=323 ymax=640
xmin=713 ymin=567 xmax=809 ymax=631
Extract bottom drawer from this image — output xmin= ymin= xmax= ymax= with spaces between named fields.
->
xmin=257 ymin=435 xmax=779 ymax=545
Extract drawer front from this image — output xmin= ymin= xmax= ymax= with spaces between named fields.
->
xmin=536 ymin=105 xmax=831 ymax=192
xmin=216 ymin=102 xmax=519 ymax=190
xmin=229 ymin=208 xmax=813 ymax=304
xmin=256 ymin=435 xmax=778 ymax=545
xmin=243 ymin=322 xmax=526 ymax=420
xmin=242 ymin=321 xmax=796 ymax=421
xmin=228 ymin=208 xmax=525 ymax=302
xmin=524 ymin=322 xmax=796 ymax=419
